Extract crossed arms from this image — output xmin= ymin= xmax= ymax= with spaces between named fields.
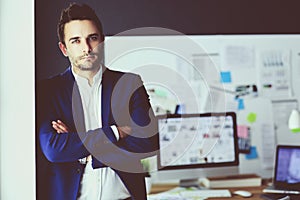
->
xmin=37 ymin=73 xmax=157 ymax=169
xmin=52 ymin=120 xmax=131 ymax=139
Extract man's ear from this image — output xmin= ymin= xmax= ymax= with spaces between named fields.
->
xmin=58 ymin=42 xmax=68 ymax=57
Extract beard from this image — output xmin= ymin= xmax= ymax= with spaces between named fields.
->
xmin=69 ymin=43 xmax=105 ymax=72
xmin=77 ymin=59 xmax=100 ymax=71
xmin=72 ymin=52 xmax=104 ymax=72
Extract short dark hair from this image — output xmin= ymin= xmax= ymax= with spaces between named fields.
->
xmin=57 ymin=3 xmax=103 ymax=44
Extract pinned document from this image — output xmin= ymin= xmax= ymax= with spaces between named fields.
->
xmin=221 ymin=45 xmax=255 ymax=70
xmin=237 ymin=125 xmax=251 ymax=154
xmin=258 ymin=49 xmax=292 ymax=99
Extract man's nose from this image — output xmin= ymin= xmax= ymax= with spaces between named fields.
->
xmin=82 ymin=39 xmax=92 ymax=54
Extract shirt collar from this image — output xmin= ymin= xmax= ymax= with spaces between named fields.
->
xmin=71 ymin=66 xmax=102 ymax=88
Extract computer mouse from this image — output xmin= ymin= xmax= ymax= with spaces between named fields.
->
xmin=233 ymin=190 xmax=252 ymax=198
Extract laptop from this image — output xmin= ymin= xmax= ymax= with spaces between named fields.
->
xmin=263 ymin=145 xmax=300 ymax=195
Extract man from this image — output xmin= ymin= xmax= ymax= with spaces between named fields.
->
xmin=36 ymin=3 xmax=157 ymax=200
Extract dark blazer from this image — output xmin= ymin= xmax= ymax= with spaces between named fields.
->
xmin=36 ymin=67 xmax=157 ymax=200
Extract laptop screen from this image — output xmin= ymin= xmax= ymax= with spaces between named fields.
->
xmin=274 ymin=145 xmax=300 ymax=190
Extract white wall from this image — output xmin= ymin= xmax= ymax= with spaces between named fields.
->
xmin=0 ymin=0 xmax=35 ymax=199
xmin=106 ymin=34 xmax=300 ymax=179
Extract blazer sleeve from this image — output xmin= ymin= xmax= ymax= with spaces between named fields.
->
xmin=123 ymin=75 xmax=158 ymax=153
xmin=109 ymin=74 xmax=158 ymax=156
xmin=37 ymin=73 xmax=158 ymax=168
xmin=93 ymin=73 xmax=158 ymax=170
xmin=37 ymin=79 xmax=118 ymax=163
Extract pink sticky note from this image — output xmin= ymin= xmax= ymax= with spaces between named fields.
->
xmin=237 ymin=125 xmax=248 ymax=139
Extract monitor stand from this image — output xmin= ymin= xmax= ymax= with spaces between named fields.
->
xmin=179 ymin=178 xmax=200 ymax=188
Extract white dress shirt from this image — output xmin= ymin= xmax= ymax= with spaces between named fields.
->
xmin=72 ymin=67 xmax=130 ymax=200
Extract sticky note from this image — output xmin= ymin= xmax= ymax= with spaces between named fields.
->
xmin=220 ymin=71 xmax=232 ymax=83
xmin=291 ymin=128 xmax=300 ymax=133
xmin=245 ymin=146 xmax=258 ymax=159
xmin=237 ymin=98 xmax=245 ymax=110
xmin=247 ymin=112 xmax=257 ymax=123
xmin=237 ymin=125 xmax=248 ymax=138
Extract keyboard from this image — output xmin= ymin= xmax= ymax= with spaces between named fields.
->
xmin=148 ymin=187 xmax=232 ymax=200
xmin=180 ymin=189 xmax=232 ymax=198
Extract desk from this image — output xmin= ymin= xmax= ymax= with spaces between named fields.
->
xmin=150 ymin=179 xmax=271 ymax=199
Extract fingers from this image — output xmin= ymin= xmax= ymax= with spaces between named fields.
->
xmin=56 ymin=120 xmax=69 ymax=133
xmin=52 ymin=120 xmax=69 ymax=134
xmin=120 ymin=126 xmax=131 ymax=135
xmin=117 ymin=126 xmax=132 ymax=139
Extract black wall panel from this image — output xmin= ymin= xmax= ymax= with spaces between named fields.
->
xmin=35 ymin=0 xmax=300 ymax=80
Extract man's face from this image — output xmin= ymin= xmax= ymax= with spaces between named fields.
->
xmin=59 ymin=20 xmax=104 ymax=72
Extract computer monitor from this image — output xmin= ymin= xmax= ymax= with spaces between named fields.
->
xmin=154 ymin=112 xmax=239 ymax=186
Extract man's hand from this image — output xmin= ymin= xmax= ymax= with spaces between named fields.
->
xmin=52 ymin=120 xmax=69 ymax=133
xmin=117 ymin=126 xmax=132 ymax=139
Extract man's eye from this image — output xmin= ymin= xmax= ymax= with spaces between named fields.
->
xmin=71 ymin=39 xmax=80 ymax=44
xmin=90 ymin=36 xmax=98 ymax=41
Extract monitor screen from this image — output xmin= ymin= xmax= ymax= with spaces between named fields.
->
xmin=275 ymin=145 xmax=300 ymax=189
xmin=157 ymin=112 xmax=239 ymax=173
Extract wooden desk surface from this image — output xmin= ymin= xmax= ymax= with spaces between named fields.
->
xmin=150 ymin=179 xmax=272 ymax=199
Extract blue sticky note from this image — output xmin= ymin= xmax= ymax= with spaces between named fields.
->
xmin=220 ymin=71 xmax=232 ymax=83
xmin=245 ymin=146 xmax=258 ymax=160
xmin=237 ymin=98 xmax=245 ymax=110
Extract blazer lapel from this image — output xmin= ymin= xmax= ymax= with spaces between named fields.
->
xmin=101 ymin=69 xmax=113 ymax=126
xmin=63 ymin=67 xmax=86 ymax=133
xmin=72 ymin=83 xmax=86 ymax=133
